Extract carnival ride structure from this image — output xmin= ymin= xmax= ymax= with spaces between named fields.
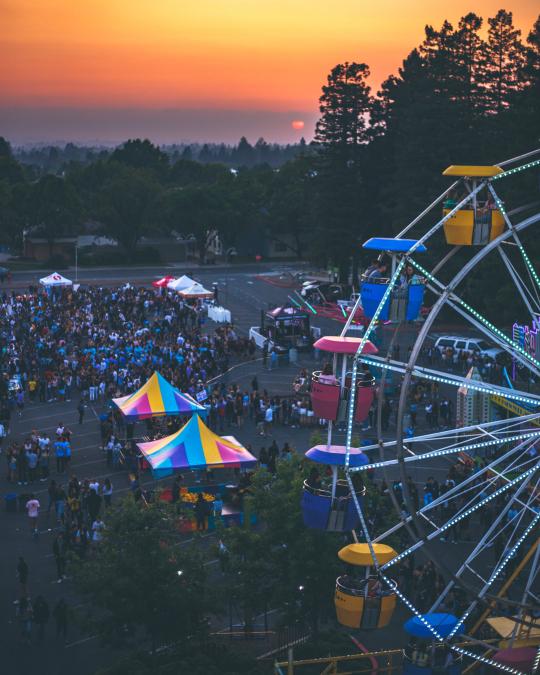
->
xmin=299 ymin=149 xmax=540 ymax=675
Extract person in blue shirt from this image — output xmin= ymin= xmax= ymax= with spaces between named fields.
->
xmin=55 ymin=439 xmax=66 ymax=474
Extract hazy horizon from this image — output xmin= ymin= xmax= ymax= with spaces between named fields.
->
xmin=0 ymin=106 xmax=316 ymax=147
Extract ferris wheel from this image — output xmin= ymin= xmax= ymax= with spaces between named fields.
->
xmin=302 ymin=149 xmax=540 ymax=675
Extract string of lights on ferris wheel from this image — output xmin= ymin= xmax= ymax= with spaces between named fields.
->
xmin=350 ymin=427 xmax=540 ymax=473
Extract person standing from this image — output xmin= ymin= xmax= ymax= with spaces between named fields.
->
xmin=102 ymin=479 xmax=113 ymax=508
xmin=194 ymin=493 xmax=207 ymax=531
xmin=92 ymin=516 xmax=105 ymax=543
xmin=25 ymin=494 xmax=40 ymax=536
xmin=53 ymin=599 xmax=68 ymax=642
xmin=33 ymin=596 xmax=49 ymax=641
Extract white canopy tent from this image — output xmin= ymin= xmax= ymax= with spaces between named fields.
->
xmin=179 ymin=282 xmax=214 ymax=298
xmin=167 ymin=275 xmax=195 ymax=291
xmin=39 ymin=272 xmax=73 ymax=287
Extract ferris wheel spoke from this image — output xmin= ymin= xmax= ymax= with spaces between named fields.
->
xmin=380 ymin=462 xmax=539 ymax=573
xmin=353 ymin=425 xmax=540 ymax=474
xmin=372 ymin=438 xmax=538 ymax=544
xmin=489 ymin=184 xmax=540 ymax=299
xmin=430 ymin=474 xmax=540 ymax=613
xmin=362 ymin=354 xmax=540 ymax=406
xmin=445 ymin=478 xmax=540 ymax=639
xmin=355 ymin=411 xmax=540 ymax=459
xmin=408 ymin=257 xmax=540 ymax=376
xmin=497 ymin=244 xmax=540 ymax=316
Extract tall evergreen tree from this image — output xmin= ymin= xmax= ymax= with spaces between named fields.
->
xmin=315 ymin=62 xmax=373 ymax=148
xmin=485 ymin=10 xmax=526 ymax=113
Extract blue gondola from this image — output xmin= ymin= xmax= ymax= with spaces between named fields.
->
xmin=402 ymin=613 xmax=463 ymax=674
xmin=361 ymin=238 xmax=427 ymax=322
xmin=302 ymin=445 xmax=369 ymax=532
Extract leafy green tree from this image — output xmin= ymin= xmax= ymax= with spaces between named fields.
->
xmin=158 ymin=181 xmax=233 ymax=262
xmin=73 ymin=498 xmax=210 ymax=652
xmin=220 ymin=460 xmax=343 ymax=635
xmin=111 ymin=139 xmax=170 ymax=178
xmin=99 ymin=164 xmax=161 ymax=252
xmin=267 ymin=157 xmax=315 ymax=258
xmin=27 ymin=174 xmax=82 ymax=253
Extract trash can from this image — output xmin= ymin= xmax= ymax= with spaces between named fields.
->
xmin=289 ymin=348 xmax=298 ymax=363
xmin=5 ymin=493 xmax=17 ymax=513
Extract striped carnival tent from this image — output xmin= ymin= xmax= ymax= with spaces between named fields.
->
xmin=137 ymin=414 xmax=257 ymax=477
xmin=112 ymin=372 xmax=206 ymax=420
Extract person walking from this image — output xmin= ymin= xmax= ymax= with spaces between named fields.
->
xmin=25 ymin=494 xmax=40 ymax=536
xmin=53 ymin=599 xmax=68 ymax=642
xmin=33 ymin=596 xmax=50 ymax=641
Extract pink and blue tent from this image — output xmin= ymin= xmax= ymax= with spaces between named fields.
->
xmin=112 ymin=372 xmax=206 ymax=420
xmin=137 ymin=415 xmax=257 ymax=476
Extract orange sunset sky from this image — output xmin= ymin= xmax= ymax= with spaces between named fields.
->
xmin=1 ymin=0 xmax=538 ymax=144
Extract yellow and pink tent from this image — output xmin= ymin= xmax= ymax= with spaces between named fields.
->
xmin=113 ymin=372 xmax=206 ymax=420
xmin=137 ymin=415 xmax=257 ymax=476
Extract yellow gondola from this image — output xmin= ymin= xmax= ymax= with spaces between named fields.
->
xmin=334 ymin=543 xmax=398 ymax=630
xmin=442 ymin=165 xmax=505 ymax=246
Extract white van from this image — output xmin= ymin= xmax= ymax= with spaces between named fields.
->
xmin=433 ymin=336 xmax=504 ymax=360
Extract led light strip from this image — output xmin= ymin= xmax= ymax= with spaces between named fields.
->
xmin=381 ymin=465 xmax=539 ymax=570
xmin=351 ymin=428 xmax=540 ymax=472
xmin=491 ymin=158 xmax=540 ymax=180
xmin=487 ymin=190 xmax=540 ymax=295
xmin=345 ymin=257 xmax=407 ymax=469
xmin=409 ymin=258 xmax=540 ymax=372
xmin=448 ymin=509 xmax=540 ymax=638
xmin=361 ymin=357 xmax=540 ymax=407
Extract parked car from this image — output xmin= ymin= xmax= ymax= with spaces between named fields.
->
xmin=434 ymin=335 xmax=504 ymax=361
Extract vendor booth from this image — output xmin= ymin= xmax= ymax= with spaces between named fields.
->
xmin=251 ymin=305 xmax=312 ymax=352
xmin=137 ymin=414 xmax=257 ymax=477
xmin=152 ymin=275 xmax=176 ymax=288
xmin=113 ymin=372 xmax=206 ymax=420
xmin=39 ymin=272 xmax=73 ymax=287
xmin=167 ymin=275 xmax=195 ymax=291
xmin=179 ymin=282 xmax=214 ymax=299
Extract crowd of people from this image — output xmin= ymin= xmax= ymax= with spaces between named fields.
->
xmin=0 ymin=284 xmax=253 ymax=426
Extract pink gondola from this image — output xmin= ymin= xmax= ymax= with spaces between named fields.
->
xmin=311 ymin=374 xmax=340 ymax=420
